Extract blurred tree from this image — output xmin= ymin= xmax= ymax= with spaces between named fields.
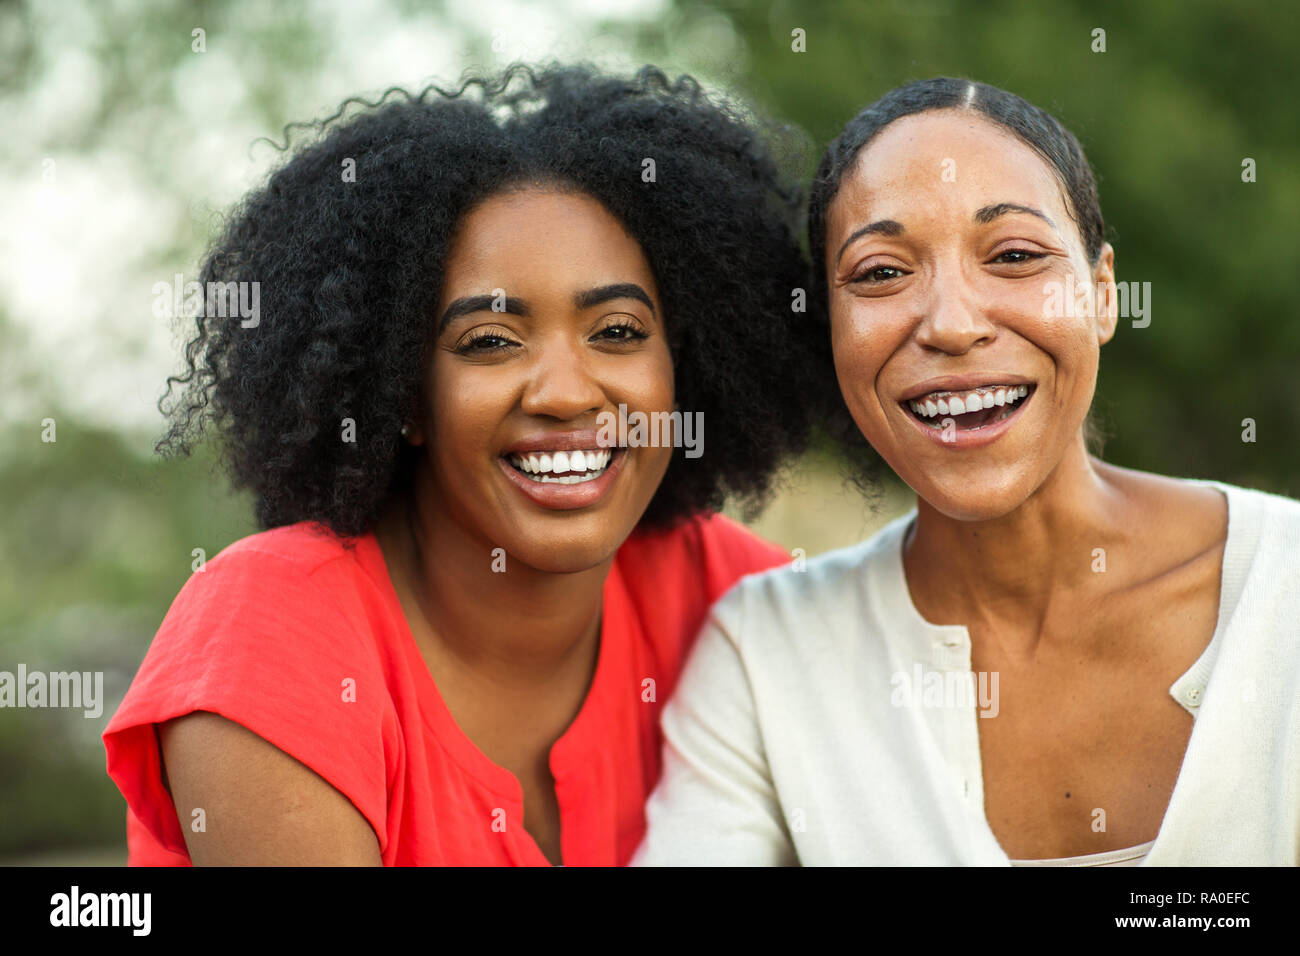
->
xmin=0 ymin=407 xmax=256 ymax=858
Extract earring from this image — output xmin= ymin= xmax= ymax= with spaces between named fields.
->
xmin=400 ymin=423 xmax=410 ymax=437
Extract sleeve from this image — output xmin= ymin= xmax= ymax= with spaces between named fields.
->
xmin=630 ymin=591 xmax=798 ymax=866
xmin=102 ymin=546 xmax=393 ymax=862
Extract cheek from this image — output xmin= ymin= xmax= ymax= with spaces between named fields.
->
xmin=1057 ymin=334 xmax=1101 ymax=418
xmin=830 ymin=306 xmax=869 ymax=382
xmin=426 ymin=358 xmax=507 ymax=456
xmin=613 ymin=341 xmax=675 ymax=411
xmin=616 ymin=343 xmax=676 ymax=479
xmin=1008 ymin=263 xmax=1100 ymax=367
xmin=1015 ymin=306 xmax=1099 ymax=394
xmin=831 ymin=303 xmax=900 ymax=414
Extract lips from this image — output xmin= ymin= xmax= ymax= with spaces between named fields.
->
xmin=897 ymin=380 xmax=1037 ymax=448
xmin=904 ymin=384 xmax=1031 ymax=428
xmin=496 ymin=430 xmax=628 ymax=510
xmin=898 ymin=375 xmax=1036 ymax=403
xmin=497 ymin=447 xmax=627 ymax=510
xmin=505 ymin=448 xmax=612 ymax=482
xmin=500 ymin=429 xmax=615 ymax=456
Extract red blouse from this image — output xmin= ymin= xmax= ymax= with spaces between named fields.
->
xmin=102 ymin=513 xmax=788 ymax=865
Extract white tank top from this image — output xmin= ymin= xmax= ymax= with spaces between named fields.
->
xmin=1009 ymin=839 xmax=1155 ymax=867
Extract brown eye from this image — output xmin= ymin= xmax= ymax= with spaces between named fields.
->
xmin=455 ymin=329 xmax=519 ymax=354
xmin=991 ymin=249 xmax=1045 ymax=264
xmin=852 ymin=265 xmax=906 ymax=284
xmin=592 ymin=321 xmax=648 ymax=343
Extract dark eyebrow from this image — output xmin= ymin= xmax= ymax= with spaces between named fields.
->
xmin=835 ymin=220 xmax=903 ymax=265
xmin=438 ymin=294 xmax=529 ymax=332
xmin=835 ymin=203 xmax=1058 ymax=266
xmin=974 ymin=202 xmax=1056 ymax=230
xmin=574 ymin=283 xmax=655 ymax=315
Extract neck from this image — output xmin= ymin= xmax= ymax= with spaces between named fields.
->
xmin=379 ymin=481 xmax=610 ymax=687
xmin=904 ymin=436 xmax=1123 ymax=644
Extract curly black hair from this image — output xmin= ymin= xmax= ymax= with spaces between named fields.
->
xmin=157 ymin=63 xmax=824 ymax=538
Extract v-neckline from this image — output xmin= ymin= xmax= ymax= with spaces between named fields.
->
xmin=879 ymin=482 xmax=1242 ymax=864
xmin=357 ymin=531 xmax=623 ymax=866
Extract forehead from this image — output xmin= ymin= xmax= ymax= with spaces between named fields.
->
xmin=449 ymin=187 xmax=649 ymax=274
xmin=828 ymin=109 xmax=1072 ymax=240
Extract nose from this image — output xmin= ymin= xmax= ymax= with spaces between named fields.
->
xmin=519 ymin=334 xmax=607 ymax=421
xmin=913 ymin=265 xmax=996 ymax=355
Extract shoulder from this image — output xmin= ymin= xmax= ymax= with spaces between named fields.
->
xmin=1215 ymin=480 xmax=1300 ymax=525
xmin=1210 ymin=481 xmax=1300 ymax=593
xmin=175 ymin=521 xmax=375 ymax=615
xmin=618 ymin=512 xmax=791 ymax=604
xmin=205 ymin=521 xmax=363 ymax=579
xmin=1191 ymin=484 xmax=1300 ymax=770
xmin=705 ymin=512 xmax=913 ymax=647
xmin=1137 ymin=480 xmax=1300 ymax=702
xmin=105 ymin=523 xmax=394 ymax=862
xmin=611 ymin=514 xmax=790 ymax=684
xmin=140 ymin=521 xmax=388 ymax=680
xmin=1169 ymin=479 xmax=1300 ymax=579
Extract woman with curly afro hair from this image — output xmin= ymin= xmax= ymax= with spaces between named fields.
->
xmin=103 ymin=64 xmax=826 ymax=866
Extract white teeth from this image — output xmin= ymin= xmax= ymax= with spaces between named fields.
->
xmin=508 ymin=448 xmax=612 ymax=481
xmin=905 ymin=384 xmax=1033 ymax=420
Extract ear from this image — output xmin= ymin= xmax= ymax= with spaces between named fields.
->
xmin=404 ymin=381 xmax=430 ymax=446
xmin=1092 ymin=242 xmax=1118 ymax=346
xmin=404 ymin=419 xmax=427 ymax=446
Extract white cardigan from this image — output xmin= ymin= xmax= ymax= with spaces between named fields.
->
xmin=632 ymin=481 xmax=1300 ymax=865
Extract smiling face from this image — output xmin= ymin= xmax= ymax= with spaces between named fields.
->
xmin=407 ymin=186 xmax=675 ymax=573
xmin=825 ymin=109 xmax=1117 ymax=521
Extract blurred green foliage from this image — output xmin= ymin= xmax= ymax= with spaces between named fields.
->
xmin=0 ymin=412 xmax=256 ymax=858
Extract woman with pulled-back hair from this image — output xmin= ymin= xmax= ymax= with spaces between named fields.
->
xmin=634 ymin=77 xmax=1300 ymax=866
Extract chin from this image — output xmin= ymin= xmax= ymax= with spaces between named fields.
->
xmin=907 ymin=469 xmax=1035 ymax=523
xmin=507 ymin=532 xmax=625 ymax=575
